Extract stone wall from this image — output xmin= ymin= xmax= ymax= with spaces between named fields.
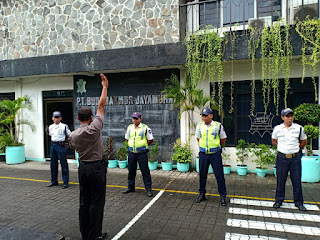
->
xmin=0 ymin=0 xmax=180 ymax=60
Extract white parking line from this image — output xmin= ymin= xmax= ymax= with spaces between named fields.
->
xmin=229 ymin=207 xmax=320 ymax=222
xmin=225 ymin=232 xmax=286 ymax=240
xmin=230 ymin=198 xmax=319 ymax=211
xmin=111 ymin=190 xmax=165 ymax=240
xmin=227 ymin=219 xmax=320 ymax=236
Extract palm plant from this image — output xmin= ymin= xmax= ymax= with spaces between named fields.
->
xmin=0 ymin=96 xmax=35 ymax=146
xmin=149 ymin=141 xmax=160 ymax=163
xmin=162 ymin=74 xmax=219 ymax=141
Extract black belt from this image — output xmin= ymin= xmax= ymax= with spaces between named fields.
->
xmin=278 ymin=152 xmax=299 ymax=159
xmin=79 ymin=160 xmax=104 ymax=165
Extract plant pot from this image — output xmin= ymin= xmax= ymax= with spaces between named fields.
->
xmin=118 ymin=160 xmax=128 ymax=169
xmin=236 ymin=165 xmax=248 ymax=176
xmin=108 ymin=159 xmax=118 ymax=168
xmin=161 ymin=161 xmax=173 ymax=171
xmin=223 ymin=165 xmax=231 ymax=175
xmin=273 ymin=167 xmax=276 ymax=177
xmin=195 ymin=157 xmax=213 ymax=173
xmin=177 ymin=162 xmax=190 ymax=172
xmin=255 ymin=167 xmax=268 ymax=177
xmin=6 ymin=146 xmax=25 ymax=164
xmin=148 ymin=161 xmax=158 ymax=170
xmin=301 ymin=155 xmax=320 ymax=183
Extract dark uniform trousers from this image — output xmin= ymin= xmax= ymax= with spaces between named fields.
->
xmin=50 ymin=142 xmax=69 ymax=185
xmin=199 ymin=151 xmax=227 ymax=197
xmin=275 ymin=153 xmax=303 ymax=206
xmin=128 ymin=151 xmax=152 ymax=191
xmin=78 ymin=160 xmax=106 ymax=240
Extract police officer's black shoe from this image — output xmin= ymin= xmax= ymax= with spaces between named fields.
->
xmin=221 ymin=196 xmax=227 ymax=206
xmin=147 ymin=191 xmax=153 ymax=197
xmin=273 ymin=202 xmax=282 ymax=209
xmin=122 ymin=188 xmax=135 ymax=194
xmin=295 ymin=204 xmax=307 ymax=211
xmin=47 ymin=182 xmax=59 ymax=187
xmin=195 ymin=193 xmax=206 ymax=203
xmin=95 ymin=232 xmax=107 ymax=240
xmin=62 ymin=184 xmax=69 ymax=189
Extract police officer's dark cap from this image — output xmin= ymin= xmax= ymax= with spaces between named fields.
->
xmin=281 ymin=108 xmax=294 ymax=116
xmin=201 ymin=108 xmax=213 ymax=115
xmin=53 ymin=111 xmax=62 ymax=117
xmin=132 ymin=112 xmax=141 ymax=118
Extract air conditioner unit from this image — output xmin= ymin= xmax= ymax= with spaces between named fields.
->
xmin=248 ymin=16 xmax=272 ymax=28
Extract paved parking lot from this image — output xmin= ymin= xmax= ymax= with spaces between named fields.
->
xmin=0 ymin=161 xmax=319 ymax=240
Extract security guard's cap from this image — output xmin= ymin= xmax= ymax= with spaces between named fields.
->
xmin=132 ymin=112 xmax=141 ymax=118
xmin=281 ymin=108 xmax=294 ymax=116
xmin=201 ymin=108 xmax=213 ymax=115
xmin=52 ymin=111 xmax=62 ymax=117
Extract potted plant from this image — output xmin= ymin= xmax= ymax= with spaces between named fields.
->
xmin=104 ymin=137 xmax=117 ymax=168
xmin=236 ymin=139 xmax=249 ymax=175
xmin=0 ymin=96 xmax=35 ymax=164
xmin=250 ymin=144 xmax=277 ymax=177
xmin=172 ymin=139 xmax=192 ymax=172
xmin=0 ymin=145 xmax=5 ymax=162
xmin=268 ymin=146 xmax=277 ymax=177
xmin=294 ymin=103 xmax=320 ymax=182
xmin=148 ymin=141 xmax=160 ymax=170
xmin=117 ymin=141 xmax=128 ymax=169
xmin=161 ymin=152 xmax=173 ymax=171
xmin=222 ymin=148 xmax=231 ymax=175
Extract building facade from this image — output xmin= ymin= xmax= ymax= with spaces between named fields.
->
xmin=0 ymin=0 xmax=319 ymax=169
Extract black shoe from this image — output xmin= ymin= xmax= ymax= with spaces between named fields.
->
xmin=62 ymin=184 xmax=69 ymax=189
xmin=221 ymin=196 xmax=227 ymax=206
xmin=195 ymin=193 xmax=206 ymax=203
xmin=122 ymin=188 xmax=135 ymax=194
xmin=47 ymin=182 xmax=58 ymax=187
xmin=295 ymin=204 xmax=307 ymax=211
xmin=273 ymin=202 xmax=282 ymax=208
xmin=147 ymin=191 xmax=153 ymax=197
xmin=95 ymin=232 xmax=107 ymax=240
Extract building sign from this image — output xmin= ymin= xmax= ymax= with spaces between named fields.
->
xmin=76 ymin=94 xmax=173 ymax=106
xmin=73 ymin=69 xmax=180 ymax=161
xmin=248 ymin=112 xmax=274 ymax=137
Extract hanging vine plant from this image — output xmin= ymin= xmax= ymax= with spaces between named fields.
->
xmin=228 ymin=29 xmax=237 ymax=114
xmin=184 ymin=27 xmax=225 ymax=115
xmin=248 ymin=20 xmax=292 ymax=114
xmin=248 ymin=23 xmax=262 ymax=116
xmin=296 ymin=17 xmax=320 ymax=101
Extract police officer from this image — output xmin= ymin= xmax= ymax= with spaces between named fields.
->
xmin=195 ymin=108 xmax=227 ymax=206
xmin=68 ymin=73 xmax=109 ymax=240
xmin=123 ymin=112 xmax=154 ymax=197
xmin=272 ymin=108 xmax=308 ymax=211
xmin=47 ymin=111 xmax=71 ymax=189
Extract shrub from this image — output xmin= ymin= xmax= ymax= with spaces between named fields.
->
xmin=172 ymin=139 xmax=192 ymax=163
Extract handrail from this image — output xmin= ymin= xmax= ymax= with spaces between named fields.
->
xmin=180 ymin=0 xmax=219 ymax=7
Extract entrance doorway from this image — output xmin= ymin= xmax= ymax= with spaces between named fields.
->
xmin=43 ymin=91 xmax=74 ymax=159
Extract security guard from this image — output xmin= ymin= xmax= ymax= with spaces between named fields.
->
xmin=123 ymin=112 xmax=154 ymax=197
xmin=272 ymin=108 xmax=307 ymax=211
xmin=48 ymin=111 xmax=71 ymax=189
xmin=195 ymin=108 xmax=227 ymax=206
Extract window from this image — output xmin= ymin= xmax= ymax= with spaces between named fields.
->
xmin=212 ymin=78 xmax=318 ymax=147
xmin=0 ymin=92 xmax=15 ymax=101
xmin=184 ymin=0 xmax=288 ymax=33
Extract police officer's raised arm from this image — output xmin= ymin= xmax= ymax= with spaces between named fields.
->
xmin=97 ymin=73 xmax=109 ymax=117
